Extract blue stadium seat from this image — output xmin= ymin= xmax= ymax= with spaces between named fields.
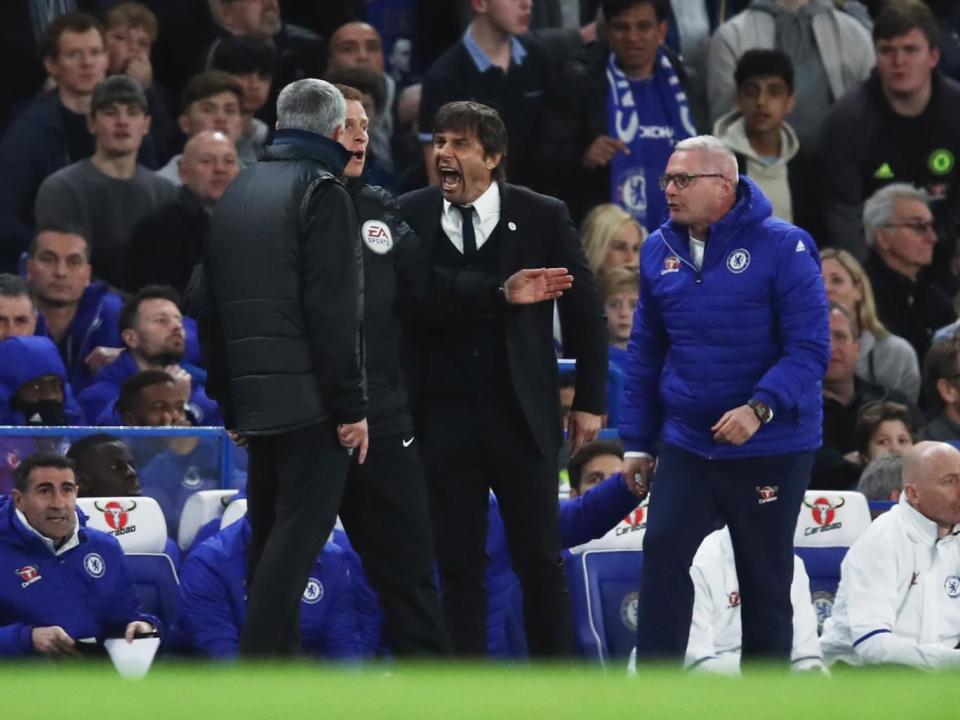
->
xmin=126 ymin=553 xmax=180 ymax=637
xmin=567 ymin=549 xmax=644 ymax=665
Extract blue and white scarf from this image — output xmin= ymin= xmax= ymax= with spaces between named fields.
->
xmin=607 ymin=47 xmax=695 ymax=229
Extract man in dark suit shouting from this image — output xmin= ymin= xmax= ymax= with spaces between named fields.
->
xmin=398 ymin=101 xmax=608 ymax=657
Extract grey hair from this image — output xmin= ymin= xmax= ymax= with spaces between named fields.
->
xmin=0 ymin=274 xmax=35 ymax=310
xmin=857 ymin=454 xmax=904 ymax=502
xmin=673 ymin=135 xmax=738 ymax=181
xmin=276 ymin=79 xmax=346 ymax=137
xmin=862 ymin=183 xmax=929 ymax=248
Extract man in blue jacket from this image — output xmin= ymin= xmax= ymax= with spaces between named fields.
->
xmin=27 ymin=226 xmax=124 ymax=394
xmin=622 ymin=135 xmax=830 ymax=665
xmin=175 ymin=517 xmax=367 ymax=660
xmin=0 ymin=453 xmax=157 ymax=656
xmin=78 ymin=285 xmax=220 ymax=426
xmin=0 ymin=335 xmax=84 ymax=426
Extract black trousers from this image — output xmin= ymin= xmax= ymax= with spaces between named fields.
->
xmin=339 ymin=432 xmax=452 ymax=656
xmin=239 ymin=421 xmax=352 ymax=657
xmin=634 ymin=446 xmax=813 ymax=665
xmin=422 ymin=400 xmax=572 ymax=658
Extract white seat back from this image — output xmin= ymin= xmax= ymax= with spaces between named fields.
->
xmin=794 ymin=490 xmax=871 ymax=547
xmin=77 ymin=496 xmax=167 ymax=553
xmin=177 ymin=489 xmax=239 ymax=549
xmin=220 ymin=498 xmax=248 ymax=529
xmin=570 ymin=496 xmax=649 ymax=553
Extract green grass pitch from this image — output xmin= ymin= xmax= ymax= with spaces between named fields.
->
xmin=1 ymin=662 xmax=957 ymax=719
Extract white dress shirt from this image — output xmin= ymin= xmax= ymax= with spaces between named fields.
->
xmin=440 ymin=181 xmax=501 ymax=254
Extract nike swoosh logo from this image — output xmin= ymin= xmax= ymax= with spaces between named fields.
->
xmin=402 ymin=437 xmax=415 ymax=448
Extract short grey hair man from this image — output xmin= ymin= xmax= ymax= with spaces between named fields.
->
xmin=674 ymin=135 xmax=739 ymax=181
xmin=276 ymin=79 xmax=346 ymax=138
xmin=862 ymin=183 xmax=930 ymax=248
xmin=0 ymin=274 xmax=35 ymax=308
xmin=858 ymin=454 xmax=904 ymax=510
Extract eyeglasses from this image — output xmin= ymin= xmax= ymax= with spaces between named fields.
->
xmin=882 ymin=220 xmax=936 ymax=235
xmin=658 ymin=173 xmax=726 ymax=191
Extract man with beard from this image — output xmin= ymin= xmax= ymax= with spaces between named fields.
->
xmin=78 ymin=285 xmax=220 ymax=426
xmin=27 ymin=226 xmax=124 ymax=394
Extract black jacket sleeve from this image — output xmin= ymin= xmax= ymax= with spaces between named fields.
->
xmin=300 ymin=178 xmax=367 ymax=424
xmin=186 ymin=259 xmax=235 ymax=429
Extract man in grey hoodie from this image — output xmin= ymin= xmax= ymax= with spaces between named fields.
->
xmin=707 ymin=0 xmax=874 ymax=153
xmin=713 ymin=49 xmax=821 ymax=238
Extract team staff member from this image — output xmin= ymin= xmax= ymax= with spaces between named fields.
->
xmin=334 ymin=85 xmax=573 ymax=656
xmin=200 ymin=79 xmax=368 ymax=658
xmin=622 ymin=136 xmax=830 ymax=664
xmin=820 ymin=441 xmax=960 ymax=668
xmin=0 ymin=453 xmax=157 ymax=656
xmin=399 ymin=101 xmax=608 ymax=657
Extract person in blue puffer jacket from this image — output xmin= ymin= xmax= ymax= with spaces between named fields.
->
xmin=0 ymin=453 xmax=158 ymax=656
xmin=0 ymin=335 xmax=84 ymax=426
xmin=175 ymin=517 xmax=368 ymax=660
xmin=621 ymin=136 xmax=830 ymax=666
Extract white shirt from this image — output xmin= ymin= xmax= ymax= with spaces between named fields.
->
xmin=689 ymin=234 xmax=705 ymax=271
xmin=440 ymin=181 xmax=501 ymax=254
xmin=16 ymin=508 xmax=80 ymax=557
xmin=685 ymin=528 xmax=824 ymax=674
xmin=819 ymin=496 xmax=960 ymax=669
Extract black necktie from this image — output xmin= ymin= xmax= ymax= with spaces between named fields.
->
xmin=455 ymin=204 xmax=477 ymax=259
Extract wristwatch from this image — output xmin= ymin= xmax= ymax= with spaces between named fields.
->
xmin=748 ymin=400 xmax=774 ymax=425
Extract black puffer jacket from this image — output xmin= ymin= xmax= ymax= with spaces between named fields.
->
xmin=203 ymin=129 xmax=366 ymax=435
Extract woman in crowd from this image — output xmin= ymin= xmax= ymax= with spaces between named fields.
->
xmin=580 ymin=204 xmax=645 ymax=277
xmin=821 ymin=248 xmax=921 ymax=403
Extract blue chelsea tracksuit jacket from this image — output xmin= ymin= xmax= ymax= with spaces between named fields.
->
xmin=0 ymin=496 xmax=158 ymax=655
xmin=620 ymin=176 xmax=830 ymax=459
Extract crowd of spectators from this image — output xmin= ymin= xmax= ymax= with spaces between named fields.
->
xmin=1 ymin=0 xmax=960 ymax=669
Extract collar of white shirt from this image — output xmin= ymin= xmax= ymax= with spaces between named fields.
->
xmin=441 ymin=181 xmax=501 ymax=255
xmin=16 ymin=508 xmax=81 ymax=556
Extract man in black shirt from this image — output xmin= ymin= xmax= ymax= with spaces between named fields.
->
xmin=863 ymin=183 xmax=955 ymax=363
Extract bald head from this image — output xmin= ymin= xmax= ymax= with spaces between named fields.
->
xmin=901 ymin=441 xmax=960 ymax=535
xmin=180 ymin=130 xmax=239 ymax=204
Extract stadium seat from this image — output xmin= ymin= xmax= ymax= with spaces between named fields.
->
xmin=567 ymin=501 xmax=648 ymax=665
xmin=793 ymin=490 xmax=872 ymax=632
xmin=177 ymin=489 xmax=239 ymax=550
xmin=77 ymin=496 xmax=168 ymax=553
xmin=569 ymin=495 xmax=649 ymax=553
xmin=126 ymin=553 xmax=180 ymax=635
xmin=567 ymin=549 xmax=644 ymax=665
xmin=76 ymin=497 xmax=179 ymax=635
